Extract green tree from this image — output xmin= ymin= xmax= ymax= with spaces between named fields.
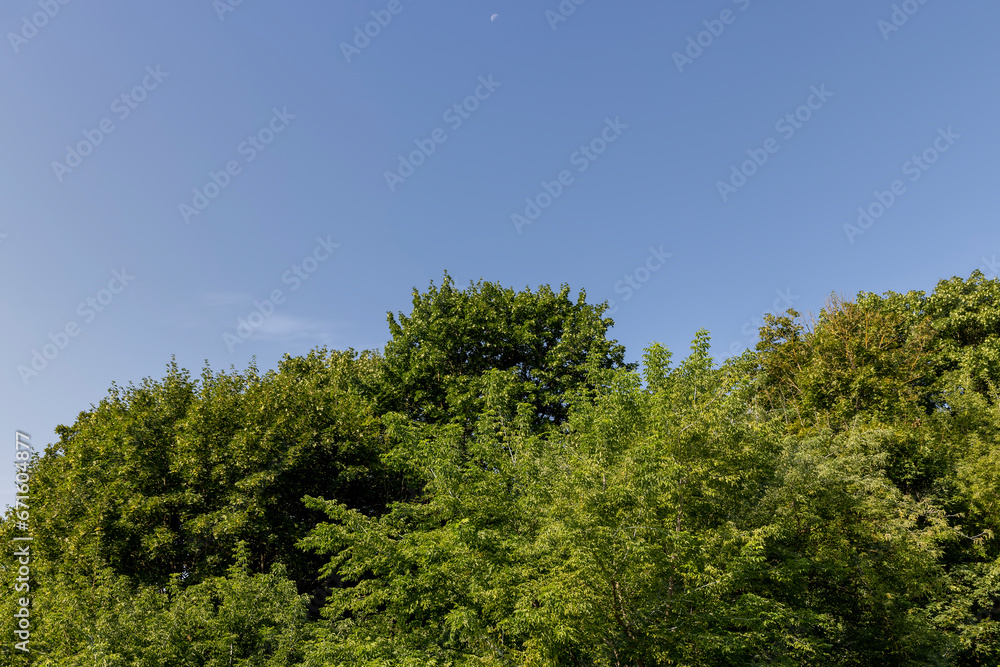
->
xmin=746 ymin=272 xmax=1000 ymax=662
xmin=7 ymin=271 xmax=1000 ymax=664
xmin=0 ymin=541 xmax=310 ymax=666
xmin=299 ymin=333 xmax=785 ymax=665
xmin=379 ymin=271 xmax=635 ymax=434
xmin=753 ymin=294 xmax=935 ymax=432
xmin=15 ymin=349 xmax=385 ymax=604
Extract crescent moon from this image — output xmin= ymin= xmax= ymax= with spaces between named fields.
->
xmin=490 ymin=13 xmax=499 ymax=22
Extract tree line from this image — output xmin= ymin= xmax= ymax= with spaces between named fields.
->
xmin=2 ymin=270 xmax=999 ymax=665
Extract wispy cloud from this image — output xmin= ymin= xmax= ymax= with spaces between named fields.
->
xmin=251 ymin=314 xmax=344 ymax=345
xmin=200 ymin=291 xmax=253 ymax=307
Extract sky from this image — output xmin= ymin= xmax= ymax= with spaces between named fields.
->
xmin=3 ymin=0 xmax=999 ymax=511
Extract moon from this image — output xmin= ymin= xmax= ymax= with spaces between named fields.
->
xmin=490 ymin=13 xmax=499 ymax=22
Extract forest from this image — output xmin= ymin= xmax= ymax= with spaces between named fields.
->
xmin=3 ymin=270 xmax=999 ymax=666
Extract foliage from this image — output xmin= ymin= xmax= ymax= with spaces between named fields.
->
xmin=0 ymin=541 xmax=309 ymax=666
xmin=379 ymin=271 xmax=635 ymax=434
xmin=3 ymin=272 xmax=1000 ymax=664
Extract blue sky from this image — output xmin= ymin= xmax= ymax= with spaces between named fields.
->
xmin=3 ymin=0 xmax=999 ymax=510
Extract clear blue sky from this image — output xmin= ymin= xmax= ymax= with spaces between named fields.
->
xmin=3 ymin=1 xmax=999 ymax=510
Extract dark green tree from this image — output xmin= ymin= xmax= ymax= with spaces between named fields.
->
xmin=379 ymin=271 xmax=635 ymax=434
xmin=15 ymin=349 xmax=385 ymax=597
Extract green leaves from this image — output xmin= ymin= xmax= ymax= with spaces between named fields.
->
xmin=381 ymin=271 xmax=634 ymax=433
xmin=12 ymin=347 xmax=388 ymax=623
xmin=145 ymin=547 xmax=310 ymax=666
xmin=8 ymin=272 xmax=1000 ymax=664
xmin=300 ymin=332 xmax=780 ymax=665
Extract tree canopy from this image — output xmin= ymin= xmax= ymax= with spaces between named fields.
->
xmin=3 ymin=271 xmax=999 ymax=665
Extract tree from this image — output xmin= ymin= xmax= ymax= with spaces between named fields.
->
xmin=299 ymin=333 xmax=784 ymax=665
xmin=753 ymin=294 xmax=935 ymax=431
xmin=0 ymin=540 xmax=310 ymax=666
xmin=7 ymin=271 xmax=1000 ymax=663
xmin=18 ymin=350 xmax=385 ymax=596
xmin=379 ymin=271 xmax=635 ymax=434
